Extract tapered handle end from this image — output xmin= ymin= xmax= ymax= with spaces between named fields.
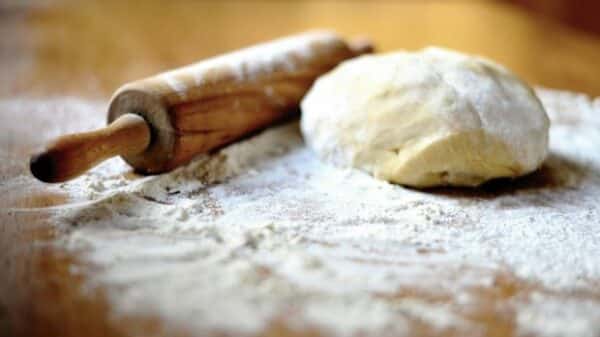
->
xmin=29 ymin=113 xmax=151 ymax=183
xmin=30 ymin=151 xmax=59 ymax=183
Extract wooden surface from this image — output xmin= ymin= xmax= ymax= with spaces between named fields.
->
xmin=2 ymin=0 xmax=600 ymax=99
xmin=1 ymin=1 xmax=600 ymax=337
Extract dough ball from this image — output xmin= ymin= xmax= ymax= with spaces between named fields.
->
xmin=300 ymin=47 xmax=550 ymax=187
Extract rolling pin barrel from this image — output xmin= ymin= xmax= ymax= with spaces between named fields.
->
xmin=30 ymin=31 xmax=373 ymax=182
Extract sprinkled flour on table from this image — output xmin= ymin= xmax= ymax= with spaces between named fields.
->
xmin=23 ymin=89 xmax=600 ymax=336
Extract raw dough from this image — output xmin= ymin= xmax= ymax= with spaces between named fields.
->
xmin=300 ymin=47 xmax=550 ymax=187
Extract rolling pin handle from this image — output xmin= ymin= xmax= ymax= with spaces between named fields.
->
xmin=30 ymin=113 xmax=151 ymax=183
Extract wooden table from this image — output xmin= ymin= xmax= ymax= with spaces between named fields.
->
xmin=2 ymin=1 xmax=600 ymax=336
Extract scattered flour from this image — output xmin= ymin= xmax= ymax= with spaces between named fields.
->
xmin=14 ymin=88 xmax=600 ymax=336
xmin=517 ymin=292 xmax=600 ymax=337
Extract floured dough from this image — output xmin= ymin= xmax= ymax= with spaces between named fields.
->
xmin=300 ymin=47 xmax=550 ymax=187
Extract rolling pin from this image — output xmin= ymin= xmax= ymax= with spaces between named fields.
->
xmin=29 ymin=31 xmax=373 ymax=183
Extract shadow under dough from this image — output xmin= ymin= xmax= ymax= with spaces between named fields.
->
xmin=422 ymin=152 xmax=588 ymax=199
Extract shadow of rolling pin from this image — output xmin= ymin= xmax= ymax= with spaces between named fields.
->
xmin=30 ymin=31 xmax=374 ymax=183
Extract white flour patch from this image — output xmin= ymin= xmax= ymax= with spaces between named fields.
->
xmin=517 ymin=292 xmax=600 ymax=337
xmin=29 ymin=88 xmax=600 ymax=336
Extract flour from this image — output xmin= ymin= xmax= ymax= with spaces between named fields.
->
xmin=156 ymin=31 xmax=344 ymax=98
xmin=517 ymin=292 xmax=600 ymax=337
xmin=27 ymin=88 xmax=600 ymax=336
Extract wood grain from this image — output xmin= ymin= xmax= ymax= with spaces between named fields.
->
xmin=27 ymin=32 xmax=364 ymax=181
xmin=106 ymin=32 xmax=363 ymax=174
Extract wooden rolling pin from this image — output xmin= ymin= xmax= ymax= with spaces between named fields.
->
xmin=30 ymin=31 xmax=373 ymax=183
